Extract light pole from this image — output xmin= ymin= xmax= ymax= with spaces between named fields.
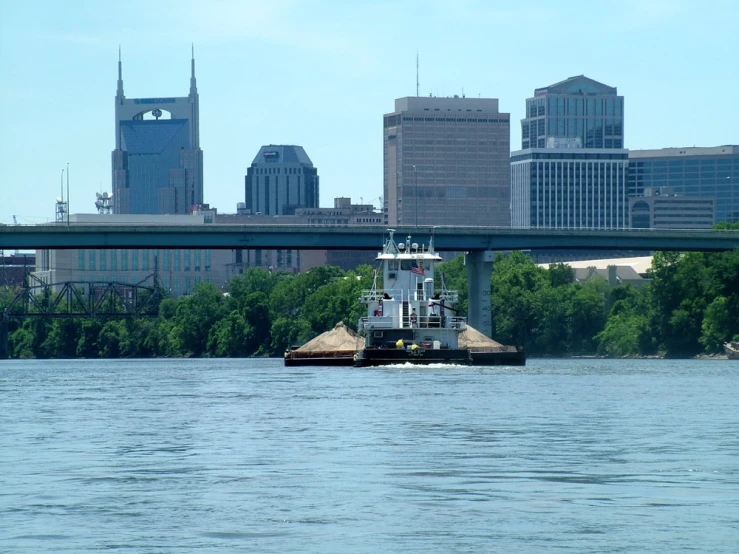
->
xmin=412 ymin=165 xmax=418 ymax=227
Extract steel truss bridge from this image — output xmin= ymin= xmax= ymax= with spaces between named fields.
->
xmin=0 ymin=274 xmax=163 ymax=358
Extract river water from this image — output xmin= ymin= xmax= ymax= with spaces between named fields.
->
xmin=1 ymin=358 xmax=738 ymax=553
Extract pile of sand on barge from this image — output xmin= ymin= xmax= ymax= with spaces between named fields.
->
xmin=284 ymin=322 xmax=365 ymax=365
xmin=459 ymin=326 xmax=519 ymax=352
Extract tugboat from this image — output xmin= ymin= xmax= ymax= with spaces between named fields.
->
xmin=354 ymin=230 xmax=525 ymax=367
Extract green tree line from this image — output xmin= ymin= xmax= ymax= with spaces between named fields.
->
xmin=2 ymin=234 xmax=738 ymax=359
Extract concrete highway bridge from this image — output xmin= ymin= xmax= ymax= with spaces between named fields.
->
xmin=2 ymin=224 xmax=738 ymax=252
xmin=2 ymin=224 xmax=738 ymax=337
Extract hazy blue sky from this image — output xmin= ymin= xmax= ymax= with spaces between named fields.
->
xmin=0 ymin=0 xmax=736 ymax=224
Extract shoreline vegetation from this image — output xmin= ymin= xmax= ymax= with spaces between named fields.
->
xmin=2 ymin=237 xmax=738 ymax=360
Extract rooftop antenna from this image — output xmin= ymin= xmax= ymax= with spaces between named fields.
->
xmin=116 ymin=45 xmax=124 ymax=101
xmin=190 ymin=42 xmax=198 ymax=96
xmin=66 ymin=162 xmax=70 ymax=225
xmin=416 ymin=51 xmax=419 ymax=97
xmin=56 ymin=168 xmax=67 ymax=223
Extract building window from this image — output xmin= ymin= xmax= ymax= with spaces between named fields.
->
xmin=184 ymin=250 xmax=191 ymax=271
xmin=163 ymin=250 xmax=170 ymax=271
xmin=110 ymin=250 xmax=117 ymax=271
xmin=174 ymin=250 xmax=181 ymax=271
xmin=99 ymin=250 xmax=106 ymax=271
xmin=121 ymin=250 xmax=128 ymax=271
xmin=142 ymin=249 xmax=149 ymax=271
xmin=88 ymin=249 xmax=96 ymax=271
xmin=78 ymin=250 xmax=85 ymax=270
xmin=132 ymin=250 xmax=138 ymax=271
xmin=205 ymin=250 xmax=211 ymax=272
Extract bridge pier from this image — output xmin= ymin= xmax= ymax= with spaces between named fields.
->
xmin=466 ymin=250 xmax=495 ymax=338
xmin=0 ymin=314 xmax=8 ymax=359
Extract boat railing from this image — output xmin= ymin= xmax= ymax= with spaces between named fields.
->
xmin=440 ymin=291 xmax=459 ymax=303
xmin=449 ymin=316 xmax=467 ymax=330
xmin=359 ymin=316 xmax=397 ymax=331
xmin=360 ymin=288 xmax=407 ymax=302
xmin=361 ymin=288 xmax=459 ymax=304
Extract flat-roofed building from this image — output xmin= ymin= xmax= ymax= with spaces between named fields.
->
xmin=219 ymin=198 xmax=383 ymax=275
xmin=383 ymin=96 xmax=511 ymax=227
xmin=630 ymin=186 xmax=714 ymax=229
xmin=628 ymin=145 xmax=739 ymax=224
xmin=0 ymin=253 xmax=35 ymax=287
xmin=510 ymin=148 xmax=629 ymax=229
xmin=34 ymin=214 xmax=230 ymax=297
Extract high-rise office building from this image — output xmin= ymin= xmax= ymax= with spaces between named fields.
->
xmin=112 ymin=49 xmax=203 ymax=214
xmin=513 ymin=75 xmax=629 ymax=231
xmin=244 ymin=145 xmax=319 ymax=215
xmin=521 ymin=75 xmax=624 ymax=150
xmin=628 ymin=146 xmax=739 ymax=224
xmin=383 ymin=96 xmax=511 ymax=227
xmin=510 ymin=148 xmax=629 ymax=229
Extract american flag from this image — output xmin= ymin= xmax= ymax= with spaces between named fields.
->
xmin=411 ymin=262 xmax=424 ymax=276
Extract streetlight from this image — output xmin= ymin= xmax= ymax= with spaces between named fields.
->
xmin=414 ymin=165 xmax=419 ymax=227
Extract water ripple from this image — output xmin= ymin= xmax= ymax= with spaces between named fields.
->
xmin=1 ymin=357 xmax=738 ymax=553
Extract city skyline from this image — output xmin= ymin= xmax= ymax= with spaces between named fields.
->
xmin=1 ymin=0 xmax=737 ymax=225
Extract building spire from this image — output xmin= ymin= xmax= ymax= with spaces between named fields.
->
xmin=116 ymin=45 xmax=124 ymax=100
xmin=189 ymin=43 xmax=198 ymax=96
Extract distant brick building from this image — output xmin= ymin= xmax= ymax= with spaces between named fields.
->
xmin=0 ymin=253 xmax=34 ymax=287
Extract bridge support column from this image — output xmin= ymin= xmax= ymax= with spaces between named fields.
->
xmin=466 ymin=251 xmax=494 ymax=338
xmin=0 ymin=314 xmax=8 ymax=359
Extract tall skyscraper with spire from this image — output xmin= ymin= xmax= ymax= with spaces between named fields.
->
xmin=112 ymin=48 xmax=203 ymax=214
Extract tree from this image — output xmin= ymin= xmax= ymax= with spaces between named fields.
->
xmin=97 ymin=320 xmax=124 ymax=358
xmin=700 ymin=296 xmax=732 ymax=352
xmin=169 ymin=282 xmax=229 ymax=357
xmin=207 ymin=311 xmax=251 ymax=357
xmin=436 ymin=254 xmax=468 ymax=315
xmin=547 ymin=263 xmax=575 ymax=288
xmin=77 ymin=319 xmax=103 ymax=358
xmin=534 ymin=284 xmax=574 ymax=355
xmin=491 ymin=251 xmax=548 ymax=349
xmin=569 ymin=277 xmax=608 ymax=354
xmin=41 ymin=319 xmax=80 ymax=358
xmin=302 ymin=271 xmax=365 ymax=338
xmin=241 ymin=291 xmax=272 ymax=355
xmin=648 ymin=252 xmax=711 ymax=356
xmin=597 ymin=284 xmax=654 ymax=357
xmin=270 ymin=315 xmax=311 ymax=355
xmin=229 ymin=268 xmax=286 ymax=313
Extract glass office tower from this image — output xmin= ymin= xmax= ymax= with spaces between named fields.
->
xmin=521 ymin=75 xmax=624 ymax=150
xmin=244 ymin=145 xmax=319 ymax=215
xmin=628 ymin=146 xmax=739 ymax=224
xmin=511 ymin=148 xmax=629 ymax=229
xmin=112 ymin=51 xmax=203 ymax=214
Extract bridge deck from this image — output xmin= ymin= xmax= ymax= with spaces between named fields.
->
xmin=1 ymin=224 xmax=738 ymax=252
